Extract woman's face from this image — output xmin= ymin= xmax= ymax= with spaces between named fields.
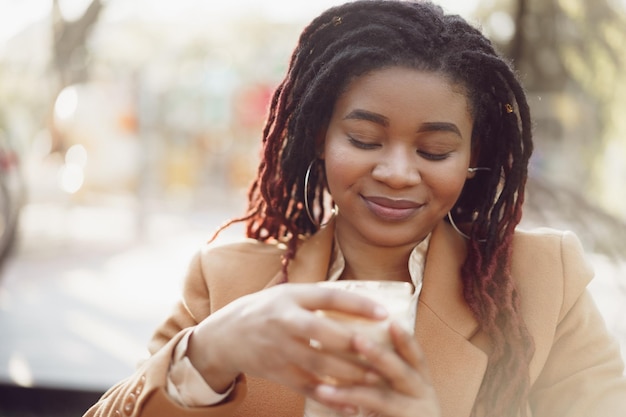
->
xmin=323 ymin=66 xmax=474 ymax=248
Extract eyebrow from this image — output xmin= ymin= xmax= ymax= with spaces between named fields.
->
xmin=417 ymin=122 xmax=462 ymax=138
xmin=344 ymin=109 xmax=463 ymax=138
xmin=343 ymin=109 xmax=390 ymax=127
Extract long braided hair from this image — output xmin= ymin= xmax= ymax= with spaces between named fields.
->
xmin=216 ymin=1 xmax=534 ymax=415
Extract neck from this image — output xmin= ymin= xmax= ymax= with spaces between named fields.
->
xmin=335 ymin=231 xmax=418 ymax=283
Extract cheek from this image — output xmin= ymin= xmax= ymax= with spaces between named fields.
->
xmin=323 ymin=140 xmax=362 ymax=190
xmin=426 ymin=167 xmax=468 ymax=201
xmin=429 ymin=148 xmax=473 ymax=201
xmin=324 ymin=154 xmax=355 ymax=193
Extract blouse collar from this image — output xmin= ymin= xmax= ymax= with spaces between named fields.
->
xmin=326 ymin=233 xmax=432 ymax=301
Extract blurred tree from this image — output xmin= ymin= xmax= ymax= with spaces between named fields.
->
xmin=507 ymin=0 xmax=625 ymax=93
xmin=481 ymin=0 xmax=625 ymax=178
xmin=476 ymin=0 xmax=626 ymax=258
xmin=49 ymin=0 xmax=103 ymax=153
xmin=509 ymin=0 xmax=625 ymax=148
xmin=52 ymin=0 xmax=103 ymax=86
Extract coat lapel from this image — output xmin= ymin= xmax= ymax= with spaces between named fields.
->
xmin=263 ymin=223 xmax=336 ymax=288
xmin=417 ymin=221 xmax=488 ymax=417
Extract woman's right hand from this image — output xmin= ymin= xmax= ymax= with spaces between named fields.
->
xmin=186 ymin=283 xmax=389 ymax=397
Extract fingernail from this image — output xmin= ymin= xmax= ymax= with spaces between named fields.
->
xmin=316 ymin=384 xmax=337 ymax=397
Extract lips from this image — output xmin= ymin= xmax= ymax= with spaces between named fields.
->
xmin=362 ymin=196 xmax=423 ymax=221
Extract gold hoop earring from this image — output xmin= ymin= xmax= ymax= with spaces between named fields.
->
xmin=304 ymin=159 xmax=337 ymax=228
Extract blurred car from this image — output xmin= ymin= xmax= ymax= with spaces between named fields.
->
xmin=0 ymin=131 xmax=25 ymax=266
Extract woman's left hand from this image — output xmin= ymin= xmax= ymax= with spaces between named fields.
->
xmin=312 ymin=321 xmax=442 ymax=417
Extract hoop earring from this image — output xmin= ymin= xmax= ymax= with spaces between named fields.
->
xmin=304 ymin=159 xmax=337 ymax=228
xmin=447 ymin=211 xmax=486 ymax=242
xmin=451 ymin=168 xmax=491 ymax=241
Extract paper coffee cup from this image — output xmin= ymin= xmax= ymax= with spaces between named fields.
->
xmin=305 ymin=280 xmax=418 ymax=417
xmin=316 ymin=280 xmax=417 ymax=347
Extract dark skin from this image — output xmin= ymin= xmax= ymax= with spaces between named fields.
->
xmin=187 ymin=283 xmax=389 ymax=395
xmin=187 ymin=284 xmax=440 ymax=416
xmin=186 ymin=66 xmax=478 ymax=416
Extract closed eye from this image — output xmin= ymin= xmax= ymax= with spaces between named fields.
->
xmin=348 ymin=136 xmax=380 ymax=150
xmin=418 ymin=151 xmax=451 ymax=161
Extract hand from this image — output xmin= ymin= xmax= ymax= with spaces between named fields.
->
xmin=186 ymin=283 xmax=389 ymax=396
xmin=312 ymin=321 xmax=442 ymax=417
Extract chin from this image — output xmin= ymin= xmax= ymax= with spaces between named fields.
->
xmin=361 ymin=227 xmax=427 ymax=248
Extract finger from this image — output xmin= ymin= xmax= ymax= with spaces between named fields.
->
xmin=278 ymin=307 xmax=355 ymax=352
xmin=290 ymin=284 xmax=389 ymax=320
xmin=315 ymin=383 xmax=408 ymax=417
xmin=315 ymin=383 xmax=440 ymax=417
xmin=282 ymin=337 xmax=377 ymax=387
xmin=278 ymin=297 xmax=383 ymax=354
xmin=310 ymin=354 xmax=377 ymax=387
xmin=312 ymin=385 xmax=361 ymax=416
xmin=351 ymin=330 xmax=427 ymax=396
xmin=275 ymin=362 xmax=320 ymax=397
xmin=389 ymin=321 xmax=433 ymax=383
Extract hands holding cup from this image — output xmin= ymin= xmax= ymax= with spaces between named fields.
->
xmin=304 ymin=280 xmax=440 ymax=417
xmin=188 ymin=280 xmax=439 ymax=417
xmin=314 ymin=280 xmax=417 ymax=347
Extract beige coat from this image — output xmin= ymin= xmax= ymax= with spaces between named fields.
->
xmin=84 ymin=221 xmax=626 ymax=417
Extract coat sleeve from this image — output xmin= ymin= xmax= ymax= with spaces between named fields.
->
xmin=82 ymin=250 xmax=248 ymax=417
xmin=529 ymin=231 xmax=626 ymax=416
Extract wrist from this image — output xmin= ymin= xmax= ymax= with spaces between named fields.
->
xmin=187 ymin=326 xmax=241 ymax=393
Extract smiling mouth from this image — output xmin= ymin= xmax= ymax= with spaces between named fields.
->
xmin=362 ymin=196 xmax=424 ymax=221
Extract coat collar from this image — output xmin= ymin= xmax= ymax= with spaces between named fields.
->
xmin=269 ymin=219 xmax=481 ymax=334
xmin=420 ymin=220 xmax=481 ymax=339
xmin=417 ymin=220 xmax=488 ymax=417
xmin=263 ymin=219 xmax=488 ymax=417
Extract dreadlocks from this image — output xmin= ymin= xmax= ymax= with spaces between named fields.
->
xmin=215 ymin=1 xmax=535 ymax=415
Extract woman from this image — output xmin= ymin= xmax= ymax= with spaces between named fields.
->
xmin=84 ymin=1 xmax=626 ymax=416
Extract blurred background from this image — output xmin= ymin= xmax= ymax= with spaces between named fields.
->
xmin=0 ymin=0 xmax=625 ymax=415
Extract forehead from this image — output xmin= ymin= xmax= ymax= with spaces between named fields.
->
xmin=334 ymin=67 xmax=472 ymax=124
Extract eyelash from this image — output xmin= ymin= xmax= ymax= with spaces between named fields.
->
xmin=348 ymin=137 xmax=451 ymax=161
xmin=418 ymin=151 xmax=450 ymax=161
xmin=348 ymin=136 xmax=379 ymax=150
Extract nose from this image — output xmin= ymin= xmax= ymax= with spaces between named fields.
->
xmin=371 ymin=146 xmax=421 ymax=189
